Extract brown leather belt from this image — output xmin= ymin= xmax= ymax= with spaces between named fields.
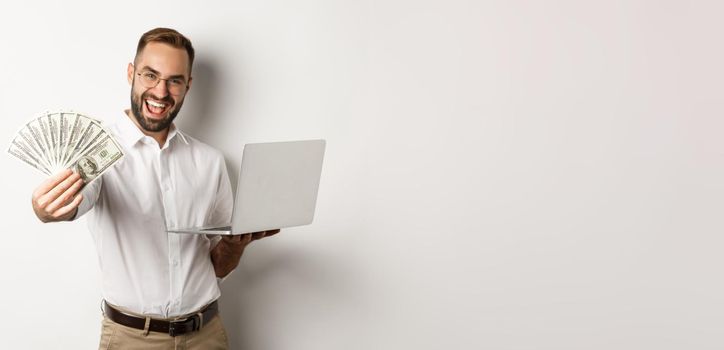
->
xmin=103 ymin=300 xmax=219 ymax=337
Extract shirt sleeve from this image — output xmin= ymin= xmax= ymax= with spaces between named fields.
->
xmin=72 ymin=176 xmax=103 ymax=220
xmin=206 ymin=154 xmax=233 ymax=247
xmin=206 ymin=153 xmax=234 ymax=283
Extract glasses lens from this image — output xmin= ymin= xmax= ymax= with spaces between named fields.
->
xmin=137 ymin=72 xmax=186 ymax=95
xmin=140 ymin=73 xmax=158 ymax=88
xmin=168 ymin=81 xmax=186 ymax=96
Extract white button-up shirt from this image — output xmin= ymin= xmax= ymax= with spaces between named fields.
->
xmin=75 ymin=111 xmax=233 ymax=318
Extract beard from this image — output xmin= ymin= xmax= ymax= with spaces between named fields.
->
xmin=130 ymin=88 xmax=184 ymax=133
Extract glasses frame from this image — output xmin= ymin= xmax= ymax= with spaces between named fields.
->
xmin=135 ymin=70 xmax=189 ymax=96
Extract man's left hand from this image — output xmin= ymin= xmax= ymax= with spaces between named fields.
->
xmin=222 ymin=229 xmax=281 ymax=247
xmin=211 ymin=229 xmax=281 ymax=278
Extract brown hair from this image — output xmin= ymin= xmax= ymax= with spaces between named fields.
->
xmin=135 ymin=27 xmax=195 ymax=72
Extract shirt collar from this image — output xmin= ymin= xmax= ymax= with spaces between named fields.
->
xmin=167 ymin=123 xmax=190 ymax=146
xmin=116 ymin=110 xmax=189 ymax=148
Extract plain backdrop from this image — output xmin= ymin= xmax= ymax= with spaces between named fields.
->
xmin=1 ymin=1 xmax=723 ymax=349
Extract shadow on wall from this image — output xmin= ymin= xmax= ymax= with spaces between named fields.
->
xmin=180 ymin=56 xmax=345 ymax=349
xmin=178 ymin=58 xmax=222 ymax=141
xmin=217 ymin=245 xmax=350 ymax=349
xmin=218 ymin=249 xmax=298 ymax=349
xmin=179 ymin=56 xmax=239 ymax=196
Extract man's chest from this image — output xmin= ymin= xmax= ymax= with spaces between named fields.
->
xmin=100 ymin=149 xmax=220 ymax=227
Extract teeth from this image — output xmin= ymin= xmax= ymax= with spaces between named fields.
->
xmin=146 ymin=100 xmax=166 ymax=108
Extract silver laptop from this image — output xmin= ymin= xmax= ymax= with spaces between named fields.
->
xmin=167 ymin=139 xmax=326 ymax=235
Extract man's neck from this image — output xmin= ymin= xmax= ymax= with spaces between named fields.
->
xmin=124 ymin=109 xmax=169 ymax=148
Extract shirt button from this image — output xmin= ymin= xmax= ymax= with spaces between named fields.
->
xmin=172 ymin=260 xmax=179 ymax=266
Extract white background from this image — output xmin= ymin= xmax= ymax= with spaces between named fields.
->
xmin=1 ymin=1 xmax=723 ymax=349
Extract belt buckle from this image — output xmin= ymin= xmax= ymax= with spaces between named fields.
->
xmin=169 ymin=315 xmax=200 ymax=337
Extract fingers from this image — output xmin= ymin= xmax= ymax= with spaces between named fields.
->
xmin=36 ymin=171 xmax=81 ymax=208
xmin=239 ymin=233 xmax=252 ymax=245
xmin=33 ymin=169 xmax=73 ymax=198
xmin=251 ymin=229 xmax=281 ymax=241
xmin=223 ymin=233 xmax=252 ymax=245
xmin=45 ymin=177 xmax=84 ymax=213
xmin=32 ymin=169 xmax=85 ymax=223
xmin=51 ymin=193 xmax=83 ymax=219
xmin=226 ymin=229 xmax=281 ymax=244
xmin=251 ymin=231 xmax=266 ymax=240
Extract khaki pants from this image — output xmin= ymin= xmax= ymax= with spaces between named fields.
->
xmin=98 ymin=314 xmax=229 ymax=349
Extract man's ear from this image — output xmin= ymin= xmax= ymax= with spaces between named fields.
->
xmin=186 ymin=76 xmax=193 ymax=92
xmin=127 ymin=63 xmax=134 ymax=85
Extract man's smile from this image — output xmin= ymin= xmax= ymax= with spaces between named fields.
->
xmin=143 ymin=97 xmax=172 ymax=119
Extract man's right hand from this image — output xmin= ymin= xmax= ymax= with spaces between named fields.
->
xmin=32 ymin=169 xmax=85 ymax=223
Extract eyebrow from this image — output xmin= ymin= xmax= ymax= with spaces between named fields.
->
xmin=139 ymin=66 xmax=187 ymax=80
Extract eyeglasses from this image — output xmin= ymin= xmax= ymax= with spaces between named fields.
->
xmin=136 ymin=71 xmax=188 ymax=96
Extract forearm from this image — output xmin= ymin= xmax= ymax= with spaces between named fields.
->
xmin=210 ymin=239 xmax=246 ymax=278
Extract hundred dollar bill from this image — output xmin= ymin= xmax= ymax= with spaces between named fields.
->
xmin=16 ymin=126 xmax=52 ymax=171
xmin=49 ymin=112 xmax=62 ymax=167
xmin=66 ymin=120 xmax=101 ymax=164
xmin=66 ymin=121 xmax=113 ymax=168
xmin=26 ymin=119 xmax=51 ymax=164
xmin=36 ymin=115 xmax=55 ymax=169
xmin=10 ymin=110 xmax=124 ymax=180
xmin=72 ymin=121 xmax=105 ymax=162
xmin=58 ymin=112 xmax=68 ymax=165
xmin=7 ymin=142 xmax=50 ymax=176
xmin=83 ymin=123 xmax=117 ymax=157
xmin=58 ymin=112 xmax=69 ymax=165
xmin=9 ymin=135 xmax=51 ymax=174
xmin=58 ymin=112 xmax=78 ymax=166
xmin=63 ymin=114 xmax=92 ymax=166
xmin=70 ymin=134 xmax=124 ymax=183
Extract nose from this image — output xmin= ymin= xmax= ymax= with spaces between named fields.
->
xmin=150 ymin=78 xmax=170 ymax=97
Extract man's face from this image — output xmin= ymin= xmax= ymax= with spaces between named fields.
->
xmin=127 ymin=42 xmax=192 ymax=133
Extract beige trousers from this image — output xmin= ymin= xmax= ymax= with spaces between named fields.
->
xmin=98 ymin=314 xmax=229 ymax=350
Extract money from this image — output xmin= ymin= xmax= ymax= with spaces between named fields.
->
xmin=71 ymin=135 xmax=124 ymax=182
xmin=7 ymin=111 xmax=124 ymax=184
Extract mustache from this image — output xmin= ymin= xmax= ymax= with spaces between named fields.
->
xmin=141 ymin=92 xmax=174 ymax=105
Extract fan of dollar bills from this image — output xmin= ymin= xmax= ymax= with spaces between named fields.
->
xmin=7 ymin=110 xmax=124 ymax=183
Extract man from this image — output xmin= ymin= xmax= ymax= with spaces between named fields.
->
xmin=30 ymin=27 xmax=278 ymax=349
